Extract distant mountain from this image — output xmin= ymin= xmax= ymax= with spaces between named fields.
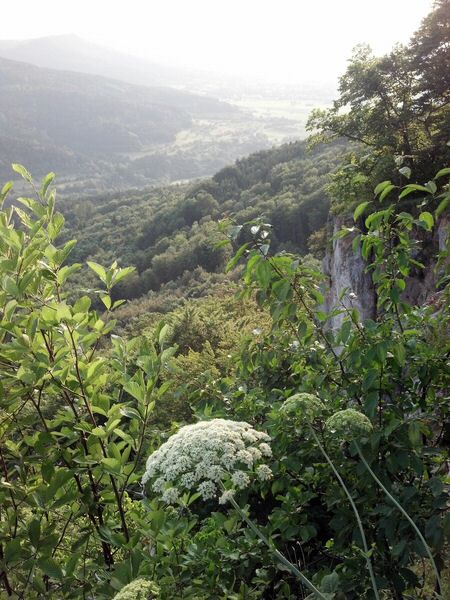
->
xmin=0 ymin=34 xmax=337 ymax=101
xmin=0 ymin=36 xmax=336 ymax=193
xmin=0 ymin=34 xmax=217 ymax=92
xmin=0 ymin=56 xmax=271 ymax=192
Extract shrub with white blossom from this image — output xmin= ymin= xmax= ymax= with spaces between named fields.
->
xmin=112 ymin=578 xmax=160 ymax=600
xmin=280 ymin=393 xmax=325 ymax=424
xmin=142 ymin=419 xmax=272 ymax=504
xmin=325 ymin=409 xmax=373 ymax=441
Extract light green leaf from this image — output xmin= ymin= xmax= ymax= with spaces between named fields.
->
xmin=353 ymin=201 xmax=369 ymax=221
xmin=40 ymin=172 xmax=55 ymax=197
xmin=12 ymin=163 xmax=32 ymax=183
xmin=87 ymin=261 xmax=107 ymax=284
xmin=225 ymin=242 xmax=249 ymax=273
xmin=399 ymin=184 xmax=431 ymax=199
xmin=418 ymin=211 xmax=434 ymax=230
xmin=434 ymin=167 xmax=450 ymax=179
xmin=379 ymin=184 xmax=396 ymax=201
xmin=399 ymin=166 xmax=411 ymax=179
xmin=374 ymin=180 xmax=392 ymax=196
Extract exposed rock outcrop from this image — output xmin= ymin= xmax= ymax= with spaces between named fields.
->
xmin=323 ymin=214 xmax=449 ymax=330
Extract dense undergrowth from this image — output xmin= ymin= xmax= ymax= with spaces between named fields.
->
xmin=0 ymin=162 xmax=449 ymax=599
xmin=1 ymin=3 xmax=449 ymax=598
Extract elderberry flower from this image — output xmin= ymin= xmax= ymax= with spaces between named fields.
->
xmin=142 ymin=419 xmax=272 ymax=503
xmin=325 ymin=409 xmax=373 ymax=441
xmin=161 ymin=487 xmax=179 ymax=504
xmin=231 ymin=470 xmax=251 ymax=489
xmin=112 ymin=578 xmax=159 ymax=600
xmin=198 ymin=480 xmax=217 ymax=500
xmin=236 ymin=449 xmax=254 ymax=467
xmin=280 ymin=393 xmax=325 ymax=424
xmin=256 ymin=464 xmax=273 ymax=481
xmin=259 ymin=443 xmax=272 ymax=457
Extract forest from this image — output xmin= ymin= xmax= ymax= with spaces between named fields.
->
xmin=0 ymin=1 xmax=449 ymax=599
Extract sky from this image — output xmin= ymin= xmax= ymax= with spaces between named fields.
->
xmin=1 ymin=0 xmax=435 ymax=84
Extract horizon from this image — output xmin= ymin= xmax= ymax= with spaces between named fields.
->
xmin=1 ymin=0 xmax=435 ymax=86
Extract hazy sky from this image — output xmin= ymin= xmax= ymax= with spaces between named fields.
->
xmin=1 ymin=0 xmax=435 ymax=84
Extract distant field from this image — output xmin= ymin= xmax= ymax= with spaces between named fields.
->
xmin=227 ymin=95 xmax=332 ymax=142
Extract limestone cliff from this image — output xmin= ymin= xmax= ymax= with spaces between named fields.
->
xmin=323 ymin=214 xmax=448 ymax=330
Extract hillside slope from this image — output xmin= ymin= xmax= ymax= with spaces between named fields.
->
xmin=61 ymin=139 xmax=346 ymax=317
xmin=0 ymin=57 xmax=273 ymax=193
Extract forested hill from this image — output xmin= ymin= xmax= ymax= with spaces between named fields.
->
xmin=0 ymin=56 xmax=260 ymax=192
xmin=61 ymin=139 xmax=346 ymax=305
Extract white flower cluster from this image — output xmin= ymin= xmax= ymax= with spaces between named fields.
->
xmin=142 ymin=419 xmax=272 ymax=503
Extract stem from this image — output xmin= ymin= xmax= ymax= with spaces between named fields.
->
xmin=66 ymin=325 xmax=130 ymax=543
xmin=28 ymin=392 xmax=114 ymax=566
xmin=0 ymin=544 xmax=13 ymax=596
xmin=227 ymin=494 xmax=327 ymax=600
xmin=309 ymin=428 xmax=380 ymax=600
xmin=355 ymin=443 xmax=443 ymax=598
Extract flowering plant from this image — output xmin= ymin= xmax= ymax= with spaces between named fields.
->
xmin=280 ymin=392 xmax=325 ymax=424
xmin=112 ymin=578 xmax=159 ymax=600
xmin=325 ymin=409 xmax=373 ymax=441
xmin=142 ymin=419 xmax=272 ymax=504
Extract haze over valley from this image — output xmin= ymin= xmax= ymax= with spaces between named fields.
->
xmin=0 ymin=34 xmax=335 ymax=194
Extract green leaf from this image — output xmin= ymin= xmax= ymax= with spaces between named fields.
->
xmin=37 ymin=557 xmax=63 ymax=580
xmin=213 ymin=238 xmax=229 ymax=250
xmin=374 ymin=180 xmax=392 ymax=196
xmin=123 ymin=381 xmax=145 ymax=402
xmin=272 ymin=280 xmax=291 ymax=301
xmin=12 ymin=163 xmax=33 ymax=183
xmin=418 ymin=211 xmax=434 ymax=230
xmin=434 ymin=167 xmax=450 ymax=179
xmin=87 ymin=261 xmax=107 ymax=284
xmin=392 ymin=343 xmax=406 ymax=367
xmin=158 ymin=323 xmax=171 ymax=347
xmin=340 ymin=320 xmax=351 ymax=343
xmin=100 ymin=294 xmax=112 ymax=310
xmin=1 ymin=181 xmax=13 ymax=203
xmin=398 ymin=166 xmax=411 ymax=179
xmin=56 ymin=263 xmax=81 ymax=285
xmin=120 ymin=407 xmax=142 ymax=421
xmin=73 ymin=295 xmax=91 ymax=314
xmin=436 ymin=192 xmax=450 ymax=217
xmin=399 ymin=184 xmax=431 ymax=199
xmin=379 ymin=184 xmax=396 ymax=201
xmin=321 ymin=571 xmax=339 ymax=593
xmin=40 ymin=172 xmax=55 ymax=197
xmin=112 ymin=266 xmax=135 ymax=286
xmin=4 ymin=539 xmax=21 ymax=563
xmin=408 ymin=421 xmax=421 ymax=446
xmin=28 ymin=519 xmax=41 ymax=548
xmin=353 ymin=201 xmax=369 ymax=221
xmin=425 ymin=180 xmax=437 ymax=194
xmin=225 ymin=243 xmax=249 ymax=273
xmin=256 ymin=260 xmax=272 ymax=288
xmin=101 ymin=457 xmax=122 ymax=475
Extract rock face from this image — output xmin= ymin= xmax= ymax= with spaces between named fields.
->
xmin=323 ymin=214 xmax=449 ymax=330
xmin=322 ymin=215 xmax=376 ymax=330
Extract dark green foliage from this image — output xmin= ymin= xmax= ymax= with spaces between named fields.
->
xmin=60 ymin=140 xmax=344 ymax=304
xmin=211 ymin=172 xmax=449 ymax=597
xmin=1 ymin=166 xmax=449 ymax=598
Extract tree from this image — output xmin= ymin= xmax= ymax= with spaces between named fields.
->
xmin=307 ymin=1 xmax=450 ymax=189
